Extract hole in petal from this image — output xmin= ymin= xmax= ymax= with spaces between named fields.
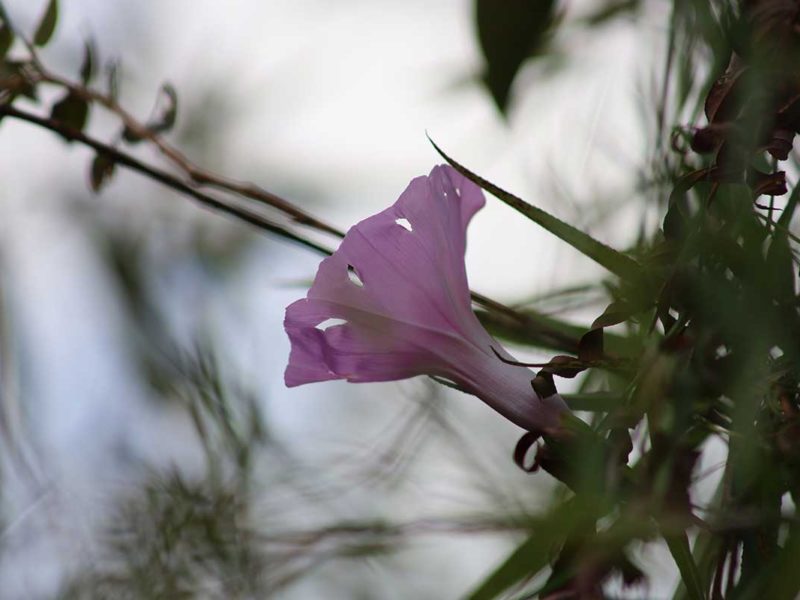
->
xmin=316 ymin=317 xmax=347 ymax=331
xmin=347 ymin=264 xmax=364 ymax=287
xmin=395 ymin=218 xmax=413 ymax=232
xmin=454 ymin=186 xmax=461 ymax=197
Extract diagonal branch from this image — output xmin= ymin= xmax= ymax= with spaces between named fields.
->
xmin=0 ymin=103 xmax=333 ymax=256
xmin=22 ymin=38 xmax=344 ymax=239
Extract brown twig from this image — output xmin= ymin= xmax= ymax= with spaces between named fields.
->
xmin=8 ymin=40 xmax=556 ymax=332
xmin=0 ymin=103 xmax=333 ymax=256
xmin=1 ymin=102 xmax=541 ymax=331
xmin=22 ymin=39 xmax=344 ymax=239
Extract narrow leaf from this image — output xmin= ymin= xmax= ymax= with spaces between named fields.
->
xmin=430 ymin=139 xmax=646 ymax=282
xmin=106 ymin=60 xmax=120 ymax=101
xmin=477 ymin=308 xmax=637 ymax=356
xmin=665 ymin=533 xmax=705 ymax=600
xmin=0 ymin=25 xmax=12 ymax=59
xmin=0 ymin=1 xmax=13 ymax=60
xmin=33 ymin=0 xmax=58 ymax=46
xmin=50 ymin=92 xmax=88 ymax=139
xmin=79 ymin=38 xmax=96 ymax=85
xmin=467 ymin=534 xmax=549 ymax=600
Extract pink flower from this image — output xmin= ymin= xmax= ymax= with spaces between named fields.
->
xmin=284 ymin=165 xmax=567 ymax=433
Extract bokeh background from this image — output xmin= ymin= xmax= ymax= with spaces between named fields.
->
xmin=0 ymin=0 xmax=680 ymax=597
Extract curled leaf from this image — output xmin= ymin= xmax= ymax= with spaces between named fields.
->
xmin=429 ymin=137 xmax=646 ymax=282
xmin=148 ymin=83 xmax=178 ymax=133
xmin=476 ymin=0 xmax=556 ymax=112
xmin=122 ymin=83 xmax=179 ymax=143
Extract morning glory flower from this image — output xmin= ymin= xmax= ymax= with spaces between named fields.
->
xmin=284 ymin=165 xmax=567 ymax=433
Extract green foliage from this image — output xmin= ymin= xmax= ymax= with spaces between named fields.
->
xmin=0 ymin=24 xmax=12 ymax=60
xmin=123 ymin=83 xmax=179 ymax=143
xmin=475 ymin=0 xmax=557 ymax=112
xmin=89 ymin=151 xmax=116 ymax=192
xmin=466 ymin=499 xmax=593 ymax=600
xmin=2 ymin=0 xmax=800 ymax=598
xmin=33 ymin=0 xmax=57 ymax=47
xmin=430 ymin=137 xmax=647 ymax=283
xmin=60 ymin=472 xmax=266 ymax=599
xmin=457 ymin=2 xmax=800 ymax=597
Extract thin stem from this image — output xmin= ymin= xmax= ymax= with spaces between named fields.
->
xmin=7 ymin=40 xmax=547 ymax=329
xmin=0 ymin=103 xmax=333 ymax=256
xmin=1 ymin=103 xmax=542 ymax=333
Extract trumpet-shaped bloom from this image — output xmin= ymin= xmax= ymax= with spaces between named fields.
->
xmin=284 ymin=165 xmax=567 ymax=432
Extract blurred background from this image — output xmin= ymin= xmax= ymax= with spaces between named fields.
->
xmin=0 ymin=0 xmax=676 ymax=597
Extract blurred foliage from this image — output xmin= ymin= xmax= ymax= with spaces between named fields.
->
xmin=461 ymin=0 xmax=800 ymax=597
xmin=475 ymin=0 xmax=559 ymax=112
xmin=59 ymin=471 xmax=266 ymax=600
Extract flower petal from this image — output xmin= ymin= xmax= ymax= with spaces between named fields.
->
xmin=285 ymin=165 xmax=491 ymax=385
xmin=283 ymin=165 xmax=568 ymax=432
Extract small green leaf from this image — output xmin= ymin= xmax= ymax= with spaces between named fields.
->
xmin=79 ymin=38 xmax=96 ymax=84
xmin=477 ymin=307 xmax=636 ymax=356
xmin=33 ymin=0 xmax=58 ymax=47
xmin=89 ymin=151 xmax=116 ymax=192
xmin=430 ymin=139 xmax=646 ymax=282
xmin=764 ymin=186 xmax=800 ymax=302
xmin=0 ymin=25 xmax=13 ymax=60
xmin=106 ymin=60 xmax=120 ymax=101
xmin=122 ymin=83 xmax=178 ymax=144
xmin=50 ymin=92 xmax=88 ymax=138
xmin=148 ymin=82 xmax=178 ymax=133
xmin=0 ymin=1 xmax=13 ymax=59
